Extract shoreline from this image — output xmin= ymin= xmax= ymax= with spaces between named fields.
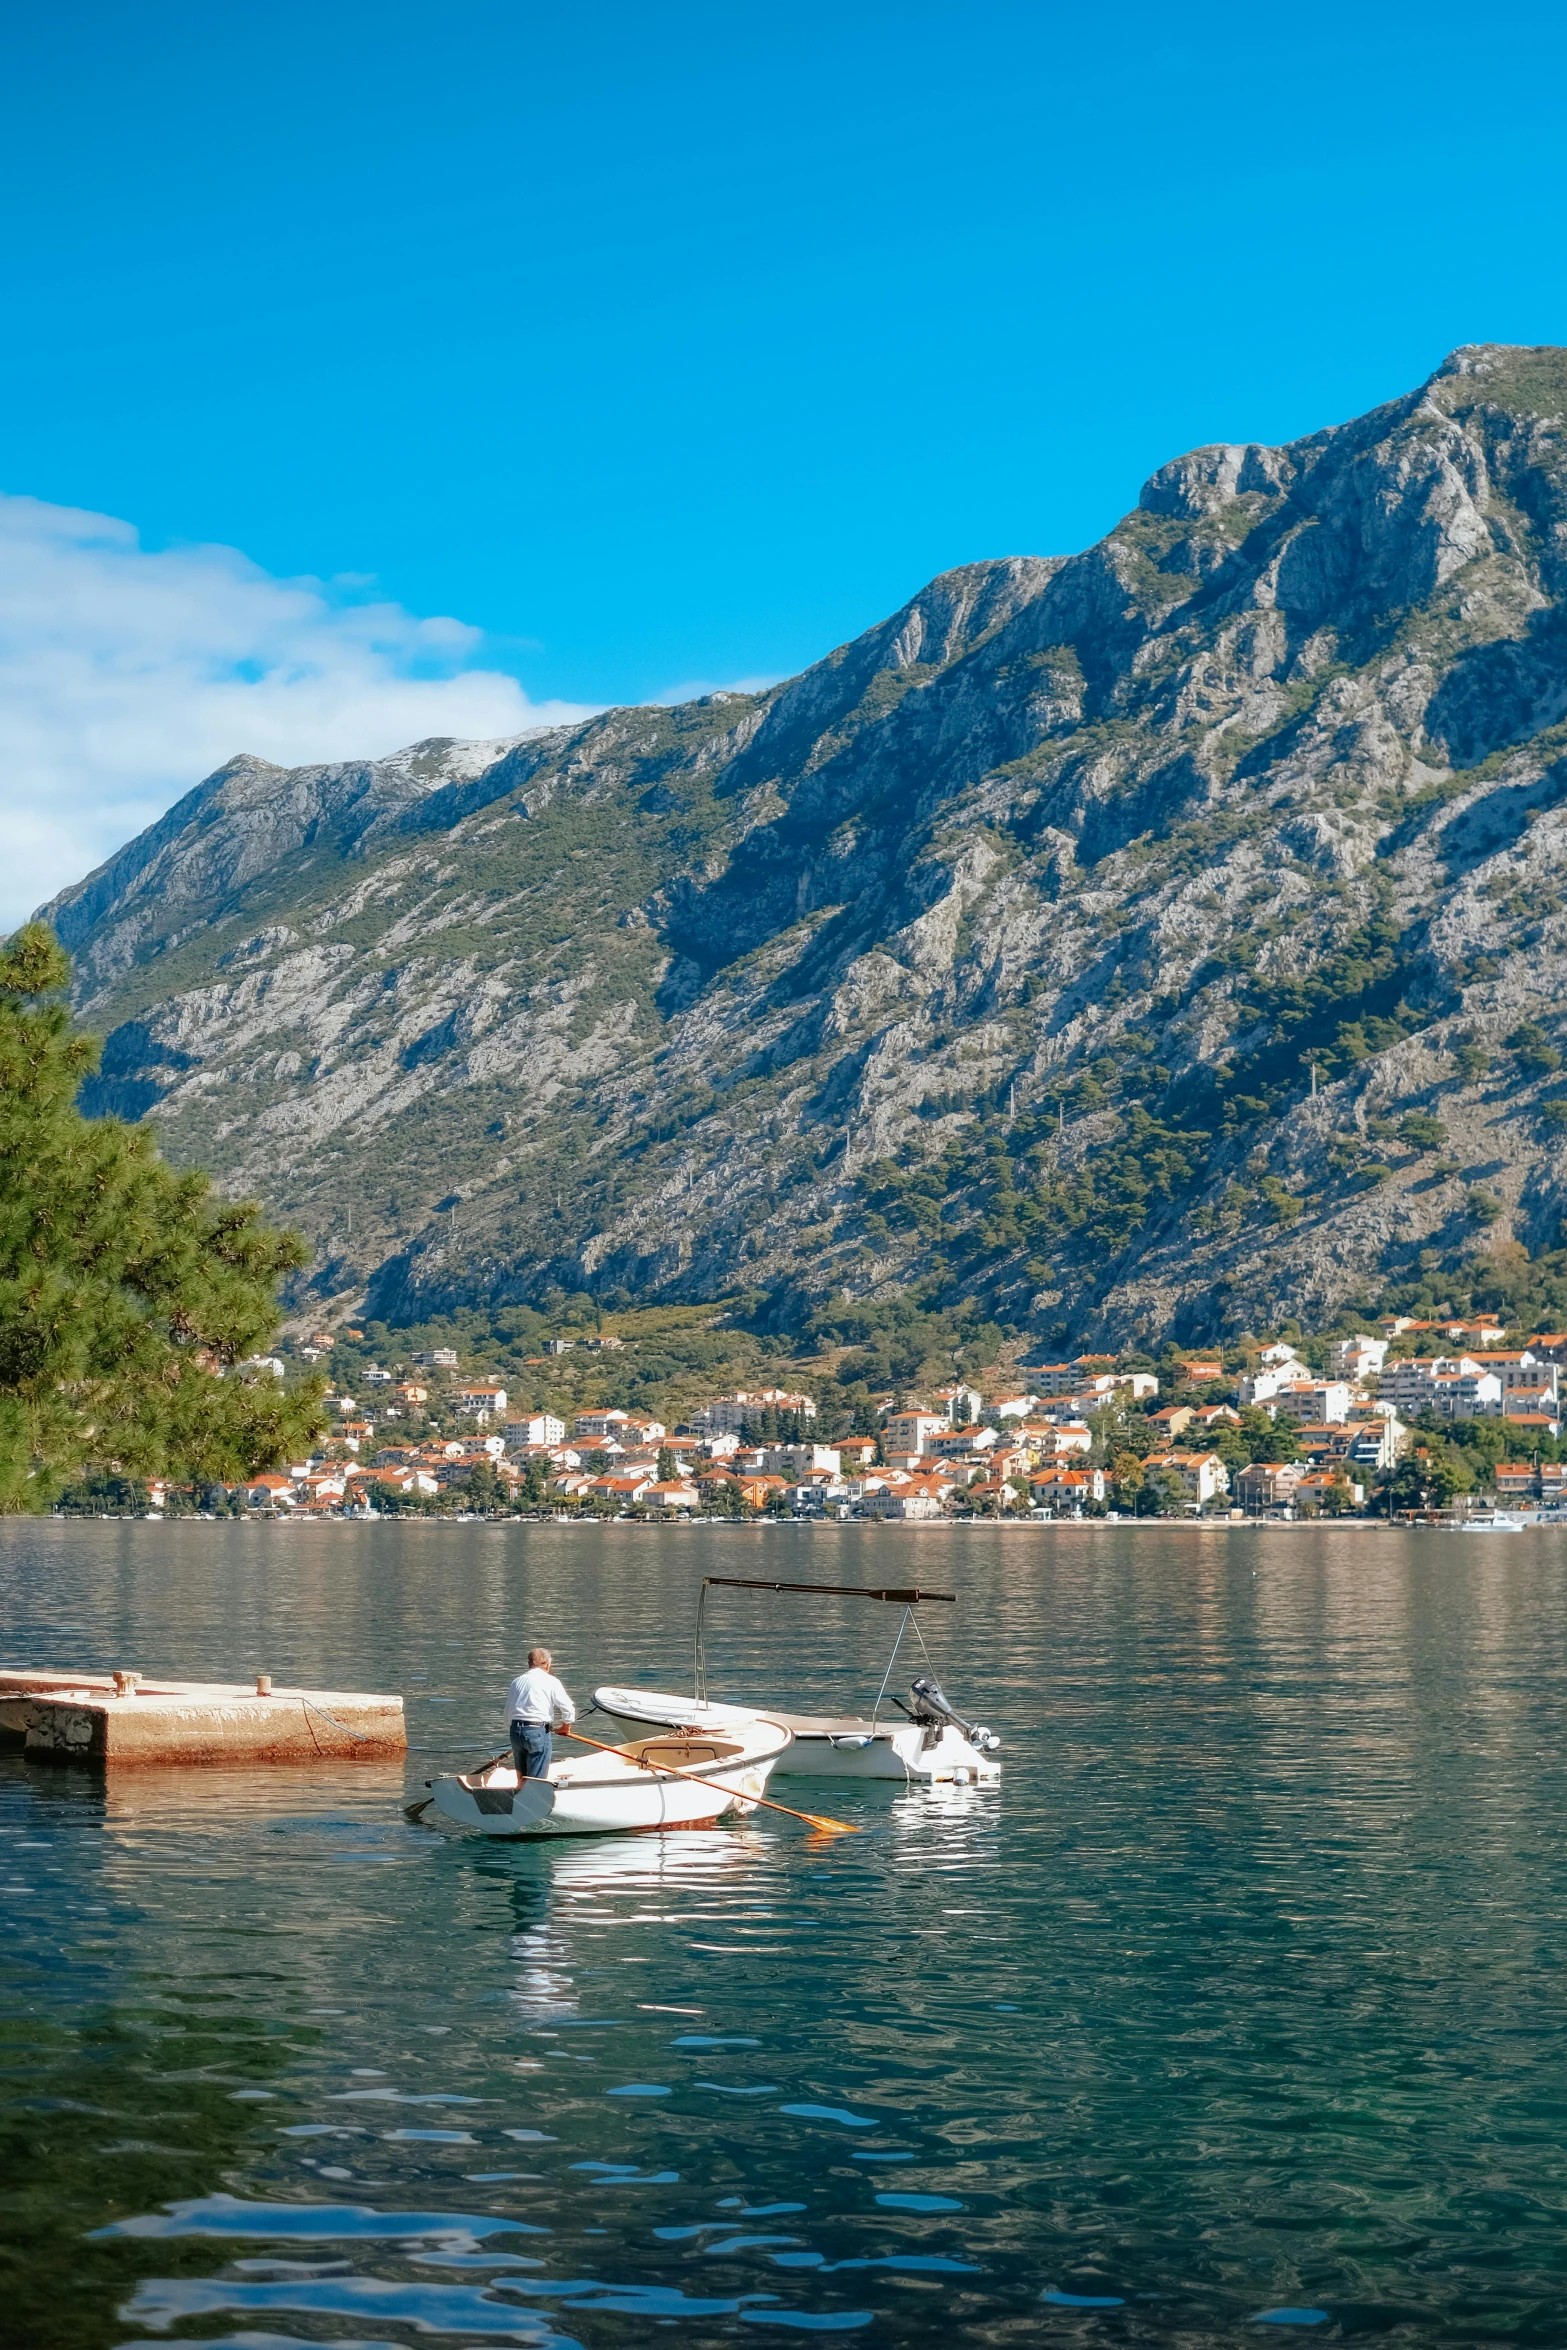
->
xmin=24 ymin=1512 xmax=1555 ymax=1534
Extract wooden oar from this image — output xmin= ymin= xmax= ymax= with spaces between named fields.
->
xmin=558 ymin=1724 xmax=859 ymax=1835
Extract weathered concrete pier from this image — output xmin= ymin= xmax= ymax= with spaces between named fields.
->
xmin=0 ymin=1667 xmax=405 ymax=1766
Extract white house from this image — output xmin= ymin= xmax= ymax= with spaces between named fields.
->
xmin=1468 ymin=1351 xmax=1558 ymax=1399
xmin=1379 ymin=1356 xmax=1508 ymax=1421
xmin=1024 ymin=1420 xmax=1093 ymax=1457
xmin=763 ymin=1443 xmax=842 ymax=1477
xmin=1236 ymin=1460 xmax=1306 ymax=1510
xmin=457 ymin=1384 xmax=508 ymax=1422
xmin=1239 ymin=1365 xmax=1298 ymax=1407
xmin=695 ymin=1389 xmax=817 ymax=1435
xmin=575 ymin=1408 xmax=632 ymax=1439
xmin=245 ymin=1473 xmax=296 ymax=1510
xmin=505 ymin=1413 xmax=566 ymax=1448
xmin=1145 ymin=1450 xmax=1231 ymax=1505
xmin=1268 ymin=1378 xmax=1353 ymax=1424
xmin=1329 ymin=1334 xmax=1387 ymax=1379
xmin=930 ymin=1424 xmax=1001 ymax=1457
xmin=1428 ymin=1368 xmax=1506 ymax=1419
xmin=934 ymin=1383 xmax=984 ymax=1427
xmin=1029 ymin=1465 xmax=1106 ymax=1508
xmin=884 ymin=1410 xmax=949 ymax=1456
xmin=1346 ymin=1417 xmax=1404 ymax=1471
xmin=990 ymin=1393 xmax=1040 ymax=1421
xmin=642 ymin=1479 xmax=700 ymax=1510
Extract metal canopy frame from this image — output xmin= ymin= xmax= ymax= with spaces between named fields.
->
xmin=692 ymin=1575 xmax=955 ymax=1707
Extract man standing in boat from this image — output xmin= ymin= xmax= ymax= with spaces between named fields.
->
xmin=505 ymin=1648 xmax=577 ymax=1780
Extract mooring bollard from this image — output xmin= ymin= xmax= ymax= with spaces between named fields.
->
xmin=255 ymin=1673 xmax=273 ymax=1696
xmin=113 ymin=1670 xmax=139 ymax=1699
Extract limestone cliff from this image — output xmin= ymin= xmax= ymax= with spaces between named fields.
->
xmin=42 ymin=346 xmax=1567 ymax=1345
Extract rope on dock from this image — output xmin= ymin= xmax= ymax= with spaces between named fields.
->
xmin=297 ymin=1695 xmax=372 ymax=1746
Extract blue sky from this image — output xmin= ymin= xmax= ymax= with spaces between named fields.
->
xmin=3 ymin=0 xmax=1567 ymax=920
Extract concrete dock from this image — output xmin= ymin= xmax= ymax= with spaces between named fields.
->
xmin=0 ymin=1667 xmax=405 ymax=1766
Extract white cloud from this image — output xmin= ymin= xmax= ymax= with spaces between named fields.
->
xmin=0 ymin=492 xmax=600 ymax=931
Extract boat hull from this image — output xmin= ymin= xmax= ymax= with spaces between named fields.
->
xmin=428 ymin=1722 xmax=790 ymax=1838
xmin=594 ymin=1688 xmax=1000 ymax=1783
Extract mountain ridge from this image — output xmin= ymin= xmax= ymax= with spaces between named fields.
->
xmin=39 ymin=342 xmax=1567 ymax=1347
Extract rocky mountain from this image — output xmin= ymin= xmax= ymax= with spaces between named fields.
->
xmin=39 ymin=344 xmax=1567 ymax=1348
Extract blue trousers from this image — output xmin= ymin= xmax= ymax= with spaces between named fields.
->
xmin=510 ymin=1720 xmax=552 ymax=1779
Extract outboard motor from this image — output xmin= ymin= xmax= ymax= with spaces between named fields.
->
xmin=899 ymin=1675 xmax=1001 ymax=1753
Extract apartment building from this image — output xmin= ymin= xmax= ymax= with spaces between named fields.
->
xmin=1145 ymin=1450 xmax=1231 ymax=1505
xmin=694 ymin=1389 xmax=818 ymax=1435
xmin=504 ymin=1413 xmax=566 ymax=1447
xmin=883 ymin=1410 xmax=949 ymax=1456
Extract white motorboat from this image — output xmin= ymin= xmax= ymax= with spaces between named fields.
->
xmin=1460 ymin=1512 xmax=1525 ymax=1534
xmin=595 ymin=1686 xmax=998 ymax=1782
xmin=595 ymin=1573 xmax=1001 ymax=1785
xmin=426 ymin=1716 xmax=791 ymax=1839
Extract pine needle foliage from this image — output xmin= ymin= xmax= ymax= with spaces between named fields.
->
xmin=0 ymin=924 xmax=324 ymax=1509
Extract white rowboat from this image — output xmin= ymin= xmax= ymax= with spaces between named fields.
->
xmin=427 ymin=1716 xmax=791 ymax=1839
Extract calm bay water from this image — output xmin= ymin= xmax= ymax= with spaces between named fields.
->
xmin=5 ymin=1519 xmax=1567 ymax=2347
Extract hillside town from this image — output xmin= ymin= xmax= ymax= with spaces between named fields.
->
xmin=79 ymin=1313 xmax=1567 ymax=1524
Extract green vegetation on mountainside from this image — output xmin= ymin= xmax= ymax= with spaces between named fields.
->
xmin=317 ymin=1278 xmax=1013 ymax=1443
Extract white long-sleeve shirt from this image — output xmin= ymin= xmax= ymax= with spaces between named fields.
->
xmin=504 ymin=1667 xmax=577 ymax=1728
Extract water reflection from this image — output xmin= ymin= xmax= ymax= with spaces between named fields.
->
xmin=490 ymin=1832 xmax=778 ymax=2024
xmin=8 ymin=1520 xmax=1567 ymax=2343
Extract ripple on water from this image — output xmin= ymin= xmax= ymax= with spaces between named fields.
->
xmin=16 ymin=1517 xmax=1567 ymax=2344
xmin=741 ymin=2312 xmax=875 ymax=2331
xmin=703 ymin=2234 xmax=805 ymax=2255
xmin=776 ymin=2105 xmax=877 ymax=2127
xmin=93 ymin=2195 xmax=547 ymax=2242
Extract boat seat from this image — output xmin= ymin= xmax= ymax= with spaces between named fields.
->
xmin=632 ymin=1739 xmax=734 ymax=1767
